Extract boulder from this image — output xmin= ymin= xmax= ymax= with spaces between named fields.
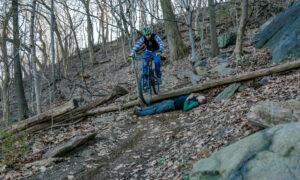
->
xmin=217 ymin=32 xmax=236 ymax=48
xmin=210 ymin=63 xmax=235 ymax=75
xmin=43 ymin=133 xmax=96 ymax=158
xmin=255 ymin=1 xmax=300 ymax=63
xmin=247 ymin=99 xmax=300 ymax=128
xmin=190 ymin=122 xmax=300 ymax=180
xmin=214 ymin=83 xmax=241 ymax=102
xmin=190 ymin=73 xmax=204 ymax=85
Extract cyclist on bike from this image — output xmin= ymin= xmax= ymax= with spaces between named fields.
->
xmin=129 ymin=26 xmax=164 ymax=84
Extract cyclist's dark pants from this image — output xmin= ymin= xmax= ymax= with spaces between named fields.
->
xmin=142 ymin=51 xmax=161 ymax=78
xmin=138 ymin=100 xmax=175 ymax=116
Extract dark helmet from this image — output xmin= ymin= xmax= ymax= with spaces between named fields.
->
xmin=142 ymin=26 xmax=152 ymax=36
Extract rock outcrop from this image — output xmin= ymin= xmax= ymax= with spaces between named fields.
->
xmin=255 ymin=1 xmax=300 ymax=63
xmin=190 ymin=122 xmax=300 ymax=180
xmin=247 ymin=99 xmax=300 ymax=128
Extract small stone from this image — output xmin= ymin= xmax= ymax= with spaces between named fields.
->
xmin=67 ymin=175 xmax=74 ymax=180
xmin=195 ymin=67 xmax=208 ymax=76
xmin=116 ymin=114 xmax=125 ymax=121
xmin=40 ymin=166 xmax=46 ymax=173
xmin=81 ymin=149 xmax=97 ymax=158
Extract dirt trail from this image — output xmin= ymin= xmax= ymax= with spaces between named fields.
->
xmin=26 ymin=111 xmax=179 ymax=179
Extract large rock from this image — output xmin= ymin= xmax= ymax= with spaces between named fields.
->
xmin=255 ymin=1 xmax=300 ymax=63
xmin=43 ymin=133 xmax=96 ymax=158
xmin=210 ymin=63 xmax=235 ymax=75
xmin=214 ymin=83 xmax=241 ymax=102
xmin=247 ymin=99 xmax=300 ymax=128
xmin=217 ymin=32 xmax=236 ymax=48
xmin=190 ymin=73 xmax=204 ymax=86
xmin=190 ymin=122 xmax=300 ymax=180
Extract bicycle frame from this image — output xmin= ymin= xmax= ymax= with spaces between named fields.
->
xmin=137 ymin=54 xmax=159 ymax=104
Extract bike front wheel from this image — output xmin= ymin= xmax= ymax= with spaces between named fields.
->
xmin=152 ymin=77 xmax=159 ymax=95
xmin=138 ymin=74 xmax=152 ymax=105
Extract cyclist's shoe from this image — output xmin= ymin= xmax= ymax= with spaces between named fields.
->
xmin=133 ymin=106 xmax=141 ymax=115
xmin=128 ymin=56 xmax=134 ymax=61
xmin=157 ymin=77 xmax=162 ymax=85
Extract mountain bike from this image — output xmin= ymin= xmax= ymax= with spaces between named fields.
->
xmin=139 ymin=55 xmax=160 ymax=104
xmin=130 ymin=55 xmax=160 ymax=105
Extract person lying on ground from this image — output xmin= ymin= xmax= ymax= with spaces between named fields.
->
xmin=133 ymin=94 xmax=206 ymax=116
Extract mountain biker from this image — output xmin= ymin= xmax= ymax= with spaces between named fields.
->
xmin=128 ymin=26 xmax=164 ymax=84
xmin=133 ymin=94 xmax=206 ymax=116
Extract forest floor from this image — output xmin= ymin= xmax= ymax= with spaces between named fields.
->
xmin=7 ymin=69 xmax=299 ymax=180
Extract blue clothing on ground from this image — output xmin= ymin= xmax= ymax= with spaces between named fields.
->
xmin=173 ymin=96 xmax=189 ymax=110
xmin=138 ymin=100 xmax=175 ymax=116
xmin=143 ymin=51 xmax=161 ymax=78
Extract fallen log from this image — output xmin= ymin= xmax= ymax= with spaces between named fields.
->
xmin=84 ymin=59 xmax=300 ymax=116
xmin=5 ymin=60 xmax=300 ymax=136
xmin=2 ymin=85 xmax=129 ymax=137
xmin=150 ymin=59 xmax=300 ymax=103
xmin=43 ymin=133 xmax=96 ymax=158
xmin=86 ymin=100 xmax=139 ymax=116
xmin=5 ymin=99 xmax=78 ymax=135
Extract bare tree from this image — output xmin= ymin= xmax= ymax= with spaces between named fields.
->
xmin=62 ymin=0 xmax=85 ymax=79
xmin=80 ymin=0 xmax=96 ymax=64
xmin=160 ymin=0 xmax=187 ymax=62
xmin=1 ymin=6 xmax=13 ymax=124
xmin=208 ymin=0 xmax=219 ymax=57
xmin=96 ymin=0 xmax=108 ymax=57
xmin=50 ymin=0 xmax=56 ymax=101
xmin=30 ymin=0 xmax=41 ymax=114
xmin=182 ymin=0 xmax=198 ymax=64
xmin=234 ymin=0 xmax=249 ymax=60
xmin=12 ymin=0 xmax=30 ymax=120
xmin=39 ymin=0 xmax=68 ymax=76
xmin=139 ymin=0 xmax=147 ymax=29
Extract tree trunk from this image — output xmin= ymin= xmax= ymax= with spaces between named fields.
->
xmin=105 ymin=2 xmax=109 ymax=43
xmin=1 ymin=7 xmax=13 ymax=124
xmin=96 ymin=0 xmax=108 ymax=57
xmin=50 ymin=0 xmax=56 ymax=103
xmin=182 ymin=0 xmax=196 ymax=64
xmin=194 ymin=0 xmax=202 ymax=37
xmin=160 ymin=0 xmax=187 ymax=62
xmin=12 ymin=0 xmax=30 ymax=121
xmin=208 ymin=0 xmax=219 ymax=57
xmin=62 ymin=0 xmax=85 ymax=79
xmin=38 ymin=27 xmax=48 ymax=71
xmin=39 ymin=0 xmax=67 ymax=75
xmin=139 ymin=1 xmax=147 ymax=29
xmin=234 ymin=0 xmax=249 ymax=59
xmin=82 ymin=0 xmax=96 ymax=64
xmin=30 ymin=0 xmax=42 ymax=114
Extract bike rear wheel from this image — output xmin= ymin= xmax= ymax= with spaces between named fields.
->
xmin=138 ymin=74 xmax=152 ymax=105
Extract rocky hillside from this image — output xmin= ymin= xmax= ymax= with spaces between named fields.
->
xmin=1 ymin=1 xmax=299 ymax=179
